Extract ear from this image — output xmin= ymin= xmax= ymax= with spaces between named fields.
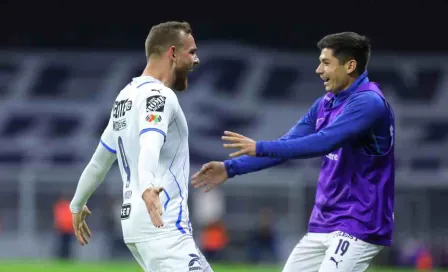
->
xmin=345 ymin=59 xmax=357 ymax=74
xmin=168 ymin=46 xmax=177 ymax=62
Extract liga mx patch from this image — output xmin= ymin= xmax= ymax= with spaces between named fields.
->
xmin=145 ymin=114 xmax=162 ymax=124
xmin=146 ymin=95 xmax=166 ymax=112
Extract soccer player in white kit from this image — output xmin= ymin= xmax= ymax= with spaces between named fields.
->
xmin=69 ymin=21 xmax=213 ymax=272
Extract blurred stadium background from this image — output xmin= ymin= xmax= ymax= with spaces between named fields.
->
xmin=1 ymin=2 xmax=447 ymax=271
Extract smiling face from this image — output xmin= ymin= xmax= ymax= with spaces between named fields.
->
xmin=315 ymin=32 xmax=371 ymax=93
xmin=315 ymin=48 xmax=357 ymax=93
xmin=144 ymin=21 xmax=200 ymax=91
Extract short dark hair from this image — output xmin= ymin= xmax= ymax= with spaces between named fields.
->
xmin=317 ymin=32 xmax=371 ymax=74
xmin=145 ymin=21 xmax=192 ymax=58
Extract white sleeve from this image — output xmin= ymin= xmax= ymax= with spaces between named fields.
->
xmin=138 ymin=131 xmax=165 ymax=195
xmin=70 ymin=143 xmax=117 ymax=213
xmin=138 ymin=88 xmax=178 ymax=140
xmin=100 ymin=118 xmax=116 ymax=154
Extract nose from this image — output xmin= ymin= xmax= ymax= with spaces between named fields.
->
xmin=316 ymin=64 xmax=323 ymax=75
xmin=194 ymin=56 xmax=200 ymax=66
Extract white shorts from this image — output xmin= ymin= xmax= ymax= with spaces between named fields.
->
xmin=126 ymin=234 xmax=213 ymax=272
xmin=283 ymin=231 xmax=384 ymax=272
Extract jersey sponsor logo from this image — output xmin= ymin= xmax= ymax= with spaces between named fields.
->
xmin=145 ymin=114 xmax=162 ymax=124
xmin=326 ymin=153 xmax=339 ymax=161
xmin=113 ymin=99 xmax=132 ymax=118
xmin=146 ymin=95 xmax=166 ymax=112
xmin=113 ymin=119 xmax=127 ymax=131
xmin=120 ymin=203 xmax=131 ymax=219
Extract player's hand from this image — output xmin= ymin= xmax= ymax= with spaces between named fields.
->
xmin=72 ymin=205 xmax=92 ymax=246
xmin=222 ymin=131 xmax=257 ymax=157
xmin=192 ymin=161 xmax=228 ymax=192
xmin=142 ymin=187 xmax=164 ymax=228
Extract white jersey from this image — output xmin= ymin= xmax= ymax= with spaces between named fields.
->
xmin=100 ymin=76 xmax=191 ymax=243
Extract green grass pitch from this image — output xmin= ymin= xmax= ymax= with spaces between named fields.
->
xmin=0 ymin=261 xmax=447 ymax=272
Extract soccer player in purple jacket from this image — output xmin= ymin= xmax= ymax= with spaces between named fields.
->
xmin=192 ymin=32 xmax=395 ymax=272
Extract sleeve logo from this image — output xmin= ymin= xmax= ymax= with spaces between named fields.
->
xmin=146 ymin=95 xmax=166 ymax=112
xmin=145 ymin=114 xmax=162 ymax=124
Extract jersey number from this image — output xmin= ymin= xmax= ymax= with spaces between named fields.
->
xmin=118 ymin=136 xmax=131 ymax=188
xmin=335 ymin=239 xmax=350 ymax=256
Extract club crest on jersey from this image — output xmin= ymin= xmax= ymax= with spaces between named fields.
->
xmin=145 ymin=114 xmax=162 ymax=124
xmin=146 ymin=95 xmax=166 ymax=112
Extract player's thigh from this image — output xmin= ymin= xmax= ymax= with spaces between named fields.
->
xmin=282 ymin=233 xmax=328 ymax=272
xmin=126 ymin=243 xmax=148 ymax=272
xmin=138 ymin=235 xmax=213 ymax=272
xmin=319 ymin=231 xmax=383 ymax=272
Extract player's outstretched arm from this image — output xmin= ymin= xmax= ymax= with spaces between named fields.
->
xmin=222 ymin=97 xmax=321 ymax=165
xmin=192 ymin=98 xmax=321 ymax=191
xmin=192 ymin=121 xmax=315 ymax=191
xmin=70 ymin=143 xmax=117 ymax=245
xmin=224 ymin=92 xmax=386 ymax=159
